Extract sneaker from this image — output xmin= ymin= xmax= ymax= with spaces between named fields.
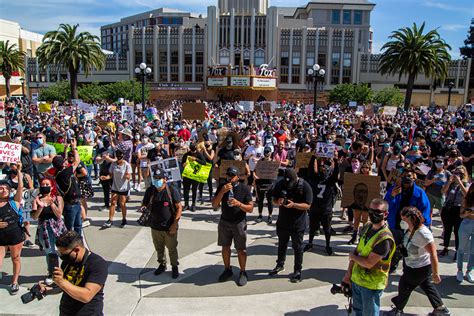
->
xmin=120 ymin=219 xmax=127 ymax=227
xmin=101 ymin=220 xmax=113 ymax=229
xmin=154 ymin=264 xmax=166 ymax=276
xmin=10 ymin=283 xmax=19 ymax=295
xmin=45 ymin=275 xmax=54 ymax=286
xmin=303 ymin=243 xmax=313 ymax=252
xmin=326 ymin=246 xmax=334 ymax=256
xmin=135 ymin=185 xmax=142 ymax=192
xmin=190 ymin=204 xmax=196 ymax=212
xmin=218 ymin=268 xmax=233 ymax=282
xmin=267 ymin=216 xmax=273 ymax=224
xmin=429 ymin=306 xmax=450 ymax=315
xmin=171 ymin=266 xmax=179 ymax=279
xmin=255 ymin=215 xmax=263 ymax=223
xmin=23 ymin=240 xmax=34 ymax=248
xmin=290 ymin=270 xmax=302 ymax=283
xmin=82 ymin=220 xmax=91 ymax=228
xmin=439 ymin=248 xmax=449 ymax=257
xmin=456 ymin=270 xmax=464 ymax=283
xmin=348 ymin=232 xmax=357 ymax=245
xmin=465 ymin=270 xmax=473 ymax=283
xmin=237 ymin=271 xmax=248 ymax=286
xmin=269 ymin=265 xmax=285 ymax=276
xmin=386 ymin=306 xmax=403 ymax=316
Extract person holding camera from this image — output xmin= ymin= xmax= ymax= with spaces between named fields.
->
xmin=141 ymin=168 xmax=182 ymax=279
xmin=212 ymin=166 xmax=254 ymax=286
xmin=269 ymin=168 xmax=313 ymax=282
xmin=38 ymin=231 xmax=108 ymax=315
xmin=387 ymin=206 xmax=449 ymax=316
xmin=342 ymin=198 xmax=395 ymax=316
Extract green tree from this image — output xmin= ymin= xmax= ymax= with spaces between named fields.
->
xmin=37 ymin=24 xmax=105 ymax=100
xmin=103 ymin=80 xmax=148 ymax=103
xmin=328 ymin=83 xmax=373 ymax=106
xmin=78 ymin=82 xmax=106 ymax=103
xmin=379 ymin=22 xmax=451 ymax=110
xmin=0 ymin=40 xmax=26 ymax=98
xmin=373 ymin=87 xmax=405 ymax=107
xmin=38 ymin=80 xmax=70 ymax=102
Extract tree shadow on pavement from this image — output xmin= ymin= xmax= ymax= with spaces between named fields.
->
xmin=285 ymin=304 xmax=348 ymax=316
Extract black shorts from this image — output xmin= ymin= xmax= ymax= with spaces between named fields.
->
xmin=218 ymin=219 xmax=247 ymax=250
xmin=0 ymin=226 xmax=25 ymax=246
xmin=111 ymin=190 xmax=129 ymax=196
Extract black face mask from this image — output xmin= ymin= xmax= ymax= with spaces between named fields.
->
xmin=10 ymin=169 xmax=18 ymax=176
xmin=402 ymin=176 xmax=414 ymax=187
xmin=40 ymin=186 xmax=51 ymax=195
xmin=368 ymin=211 xmax=384 ymax=224
xmin=465 ymin=136 xmax=470 ymax=142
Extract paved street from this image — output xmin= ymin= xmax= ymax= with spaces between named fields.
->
xmin=0 ymin=182 xmax=473 ymax=315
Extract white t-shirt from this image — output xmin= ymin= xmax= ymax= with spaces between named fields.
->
xmin=244 ymin=145 xmax=264 ymax=171
xmin=109 ymin=161 xmax=132 ymax=192
xmin=404 ymin=225 xmax=434 ymax=268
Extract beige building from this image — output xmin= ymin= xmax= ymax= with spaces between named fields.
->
xmin=0 ymin=18 xmax=43 ymax=99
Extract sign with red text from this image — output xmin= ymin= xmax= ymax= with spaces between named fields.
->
xmin=0 ymin=141 xmax=21 ymax=163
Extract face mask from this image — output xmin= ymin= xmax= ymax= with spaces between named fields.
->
xmin=135 ymin=135 xmax=140 ymax=140
xmin=249 ymin=140 xmax=255 ymax=145
xmin=152 ymin=179 xmax=163 ymax=188
xmin=412 ymin=146 xmax=419 ymax=151
xmin=60 ymin=249 xmax=78 ymax=264
xmin=368 ymin=210 xmax=384 ymax=224
xmin=435 ymin=162 xmax=444 ymax=169
xmin=40 ymin=186 xmax=51 ymax=195
xmin=400 ymin=220 xmax=409 ymax=230
xmin=402 ymin=176 xmax=414 ymax=187
xmin=465 ymin=136 xmax=470 ymax=142
xmin=37 ymin=138 xmax=44 ymax=145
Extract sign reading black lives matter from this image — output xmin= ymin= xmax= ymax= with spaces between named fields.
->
xmin=149 ymin=157 xmax=182 ymax=183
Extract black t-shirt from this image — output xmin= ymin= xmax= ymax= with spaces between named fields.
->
xmin=142 ymin=185 xmax=181 ymax=231
xmin=360 ymin=224 xmax=394 ymax=260
xmin=217 ymin=147 xmax=235 ymax=163
xmin=216 ymin=182 xmax=252 ymax=223
xmin=60 ymin=252 xmax=108 ymax=316
xmin=20 ymin=140 xmax=33 ymax=173
xmin=55 ymin=166 xmax=82 ymax=203
xmin=309 ymin=168 xmax=339 ymax=214
xmin=272 ymin=178 xmax=313 ymax=230
xmin=96 ymin=148 xmax=113 ymax=176
xmin=457 ymin=140 xmax=473 ymax=158
xmin=147 ymin=148 xmax=169 ymax=162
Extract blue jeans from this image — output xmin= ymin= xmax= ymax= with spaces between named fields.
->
xmin=37 ymin=223 xmax=58 ymax=266
xmin=457 ymin=218 xmax=474 ymax=272
xmin=351 ymin=282 xmax=383 ymax=316
xmin=63 ymin=202 xmax=82 ymax=235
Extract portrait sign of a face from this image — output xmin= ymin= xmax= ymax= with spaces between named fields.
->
xmin=342 ymin=173 xmax=381 ymax=209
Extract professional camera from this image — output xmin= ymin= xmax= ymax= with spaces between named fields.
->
xmin=21 ymin=284 xmax=45 ymax=304
xmin=331 ymin=281 xmax=352 ymax=297
xmin=281 ymin=190 xmax=288 ymax=205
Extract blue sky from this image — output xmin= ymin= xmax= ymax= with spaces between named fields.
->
xmin=1 ymin=0 xmax=473 ymax=57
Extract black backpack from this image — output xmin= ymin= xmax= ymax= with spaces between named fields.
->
xmin=55 ymin=170 xmax=81 ymax=202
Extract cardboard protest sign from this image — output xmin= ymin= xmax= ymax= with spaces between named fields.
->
xmin=0 ymin=134 xmax=12 ymax=143
xmin=237 ymin=101 xmax=254 ymax=112
xmin=156 ymin=100 xmax=172 ymax=111
xmin=316 ymin=142 xmax=336 ymax=158
xmin=295 ymin=152 xmax=314 ymax=169
xmin=0 ymin=141 xmax=21 ymax=163
xmin=121 ymin=105 xmax=135 ymax=122
xmin=77 ymin=146 xmax=94 ymax=166
xmin=182 ymin=102 xmax=206 ymax=120
xmin=356 ymin=106 xmax=364 ymax=116
xmin=219 ymin=160 xmax=246 ymax=178
xmin=150 ymin=158 xmax=182 ymax=183
xmin=364 ymin=104 xmax=375 ymax=117
xmin=387 ymin=168 xmax=402 ymax=185
xmin=198 ymin=128 xmax=208 ymax=142
xmin=255 ymin=160 xmax=280 ymax=180
xmin=262 ymin=103 xmax=272 ymax=112
xmin=97 ymin=118 xmax=109 ymax=129
xmin=39 ymin=102 xmax=52 ymax=113
xmin=274 ymin=108 xmax=284 ymax=116
xmin=21 ymin=189 xmax=39 ymax=222
xmin=341 ymin=173 xmax=381 ymax=209
xmin=84 ymin=113 xmax=94 ymax=121
xmin=182 ymin=158 xmax=212 ymax=183
xmin=173 ymin=146 xmax=188 ymax=162
xmin=383 ymin=106 xmax=398 ymax=116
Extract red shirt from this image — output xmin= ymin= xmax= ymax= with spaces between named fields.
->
xmin=177 ymin=129 xmax=191 ymax=141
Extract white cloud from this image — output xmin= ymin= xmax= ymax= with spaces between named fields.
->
xmin=423 ymin=0 xmax=469 ymax=13
xmin=440 ymin=24 xmax=465 ymax=31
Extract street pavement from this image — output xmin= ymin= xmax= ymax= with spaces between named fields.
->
xmin=0 ymin=181 xmax=473 ymax=315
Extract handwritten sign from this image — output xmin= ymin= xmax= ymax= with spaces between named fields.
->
xmin=255 ymin=160 xmax=280 ymax=180
xmin=21 ymin=189 xmax=39 ymax=221
xmin=182 ymin=102 xmax=206 ymax=120
xmin=316 ymin=143 xmax=336 ymax=158
xmin=77 ymin=146 xmax=93 ymax=166
xmin=84 ymin=113 xmax=94 ymax=121
xmin=383 ymin=106 xmax=398 ymax=116
xmin=219 ymin=160 xmax=246 ymax=178
xmin=0 ymin=141 xmax=21 ymax=163
xmin=39 ymin=102 xmax=52 ymax=113
xmin=295 ymin=152 xmax=314 ymax=169
xmin=121 ymin=105 xmax=135 ymax=122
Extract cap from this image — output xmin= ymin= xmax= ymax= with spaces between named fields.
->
xmin=52 ymin=155 xmax=64 ymax=169
xmin=284 ymin=168 xmax=298 ymax=185
xmin=226 ymin=166 xmax=239 ymax=177
xmin=153 ymin=168 xmax=167 ymax=179
xmin=0 ymin=179 xmax=12 ymax=188
xmin=264 ymin=146 xmax=272 ymax=154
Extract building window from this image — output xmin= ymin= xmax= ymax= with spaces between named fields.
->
xmin=292 ymin=67 xmax=300 ymax=84
xmin=343 ymin=10 xmax=351 ymax=24
xmin=332 ymin=53 xmax=340 ymax=67
xmin=354 ymin=10 xmax=362 ymax=25
xmin=458 ymin=79 xmax=464 ymax=87
xmin=159 ymin=52 xmax=167 ymax=64
xmin=343 ymin=53 xmax=351 ymax=67
xmin=171 ymin=51 xmax=178 ymax=64
xmin=281 ymin=56 xmax=289 ymax=66
xmin=306 ymin=52 xmax=315 ymax=67
xmin=254 ymin=50 xmax=265 ymax=66
xmin=332 ymin=10 xmax=340 ymax=24
xmin=185 ymin=52 xmax=192 ymax=65
xmin=196 ymin=52 xmax=204 ymax=65
xmin=292 ymin=52 xmax=300 ymax=65
xmin=318 ymin=53 xmax=326 ymax=67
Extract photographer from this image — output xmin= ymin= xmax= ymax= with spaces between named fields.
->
xmin=269 ymin=168 xmax=312 ymax=282
xmin=342 ymin=198 xmax=395 ymax=316
xmin=39 ymin=231 xmax=108 ymax=316
xmin=387 ymin=207 xmax=449 ymax=316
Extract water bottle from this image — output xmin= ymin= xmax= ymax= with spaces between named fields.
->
xmin=227 ymin=188 xmax=234 ymax=207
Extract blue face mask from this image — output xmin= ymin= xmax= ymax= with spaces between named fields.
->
xmin=37 ymin=138 xmax=44 ymax=145
xmin=153 ymin=179 xmax=163 ymax=188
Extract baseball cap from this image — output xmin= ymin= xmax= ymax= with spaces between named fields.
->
xmin=226 ymin=166 xmax=239 ymax=177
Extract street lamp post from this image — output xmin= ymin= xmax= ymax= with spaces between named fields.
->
xmin=307 ymin=64 xmax=326 ymax=118
xmin=447 ymin=81 xmax=455 ymax=106
xmin=135 ymin=62 xmax=152 ymax=108
xmin=19 ymin=77 xmax=25 ymax=100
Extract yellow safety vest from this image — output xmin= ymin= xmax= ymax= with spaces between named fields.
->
xmin=351 ymin=223 xmax=395 ymax=290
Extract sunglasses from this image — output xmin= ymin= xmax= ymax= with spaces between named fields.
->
xmin=368 ymin=208 xmax=384 ymax=213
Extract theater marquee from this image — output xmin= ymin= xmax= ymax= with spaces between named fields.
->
xmin=207 ymin=64 xmax=277 ymax=90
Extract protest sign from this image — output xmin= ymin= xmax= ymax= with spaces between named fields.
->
xmin=118 ymin=98 xmax=124 ymax=104
xmin=121 ymin=105 xmax=135 ymax=122
xmin=174 ymin=146 xmax=188 ymax=162
xmin=182 ymin=102 xmax=206 ymax=120
xmin=349 ymin=101 xmax=357 ymax=107
xmin=84 ymin=113 xmax=94 ymax=121
xmin=182 ymin=158 xmax=212 ymax=183
xmin=0 ymin=117 xmax=5 ymax=130
xmin=71 ymin=99 xmax=82 ymax=106
xmin=78 ymin=102 xmax=92 ymax=112
xmin=136 ymin=103 xmax=142 ymax=110
xmin=219 ymin=160 xmax=246 ymax=178
xmin=255 ymin=160 xmax=280 ymax=180
xmin=364 ymin=104 xmax=375 ymax=117
xmin=387 ymin=168 xmax=402 ymax=185
xmin=262 ymin=102 xmax=272 ymax=112
xmin=274 ymin=108 xmax=284 ymax=116
xmin=0 ymin=134 xmax=12 ymax=143
xmin=198 ymin=128 xmax=208 ymax=142
xmin=150 ymin=157 xmax=182 ymax=183
xmin=420 ymin=106 xmax=428 ymax=112
xmin=237 ymin=101 xmax=254 ymax=112
xmin=316 ymin=142 xmax=336 ymax=158
xmin=21 ymin=189 xmax=39 ymax=221
xmin=447 ymin=105 xmax=457 ymax=113
xmin=0 ymin=141 xmax=21 ymax=163
xmin=156 ymin=100 xmax=172 ymax=111
xmin=295 ymin=152 xmax=314 ymax=169
xmin=356 ymin=106 xmax=364 ymax=116
xmin=383 ymin=106 xmax=398 ymax=116
xmin=47 ymin=142 xmax=66 ymax=154
xmin=341 ymin=173 xmax=381 ymax=209
xmin=39 ymin=102 xmax=52 ymax=113
xmin=77 ymin=146 xmax=94 ymax=165
xmin=144 ymin=108 xmax=158 ymax=121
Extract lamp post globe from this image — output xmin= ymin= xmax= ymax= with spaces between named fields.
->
xmin=139 ymin=62 xmax=147 ymax=70
xmin=313 ymin=64 xmax=320 ymax=71
xmin=319 ymin=69 xmax=326 ymax=76
xmin=145 ymin=67 xmax=152 ymax=74
xmin=135 ymin=67 xmax=141 ymax=74
xmin=307 ymin=69 xmax=314 ymax=76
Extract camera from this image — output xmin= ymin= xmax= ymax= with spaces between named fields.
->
xmin=21 ymin=284 xmax=45 ymax=304
xmin=331 ymin=281 xmax=352 ymax=297
xmin=281 ymin=190 xmax=288 ymax=205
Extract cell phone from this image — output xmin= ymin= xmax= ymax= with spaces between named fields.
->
xmin=47 ymin=253 xmax=59 ymax=275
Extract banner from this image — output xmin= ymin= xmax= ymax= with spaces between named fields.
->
xmin=255 ymin=160 xmax=280 ymax=180
xmin=341 ymin=173 xmax=381 ymax=209
xmin=0 ymin=141 xmax=21 ymax=163
xmin=21 ymin=189 xmax=39 ymax=222
xmin=295 ymin=152 xmax=314 ymax=169
xmin=316 ymin=143 xmax=336 ymax=158
xmin=121 ymin=105 xmax=135 ymax=122
xmin=356 ymin=106 xmax=364 ymax=116
xmin=150 ymin=158 xmax=182 ymax=183
xmin=39 ymin=102 xmax=52 ymax=113
xmin=182 ymin=158 xmax=212 ymax=183
xmin=182 ymin=102 xmax=206 ymax=120
xmin=219 ymin=160 xmax=246 ymax=178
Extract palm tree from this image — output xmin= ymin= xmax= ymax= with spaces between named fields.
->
xmin=378 ymin=22 xmax=451 ymax=110
xmin=0 ymin=40 xmax=26 ymax=98
xmin=37 ymin=24 xmax=105 ymax=100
